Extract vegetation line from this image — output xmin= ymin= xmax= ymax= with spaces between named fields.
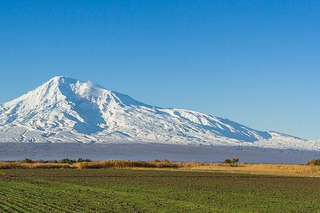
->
xmin=2 ymin=158 xmax=320 ymax=177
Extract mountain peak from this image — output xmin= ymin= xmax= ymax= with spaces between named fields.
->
xmin=46 ymin=76 xmax=75 ymax=87
xmin=49 ymin=75 xmax=78 ymax=82
xmin=45 ymin=76 xmax=101 ymax=92
xmin=50 ymin=75 xmax=65 ymax=81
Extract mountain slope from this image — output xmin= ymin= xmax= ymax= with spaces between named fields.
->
xmin=0 ymin=76 xmax=318 ymax=150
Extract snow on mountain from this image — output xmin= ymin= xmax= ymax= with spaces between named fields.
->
xmin=0 ymin=76 xmax=318 ymax=150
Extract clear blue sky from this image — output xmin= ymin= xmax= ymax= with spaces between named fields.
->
xmin=0 ymin=1 xmax=319 ymax=139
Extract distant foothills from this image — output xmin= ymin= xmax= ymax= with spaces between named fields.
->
xmin=0 ymin=76 xmax=319 ymax=150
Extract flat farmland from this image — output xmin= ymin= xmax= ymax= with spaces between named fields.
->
xmin=0 ymin=169 xmax=320 ymax=212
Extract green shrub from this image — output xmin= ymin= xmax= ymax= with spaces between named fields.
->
xmin=60 ymin=158 xmax=76 ymax=164
xmin=77 ymin=158 xmax=92 ymax=162
xmin=224 ymin=158 xmax=239 ymax=164
xmin=21 ymin=158 xmax=34 ymax=163
xmin=307 ymin=158 xmax=320 ymax=165
xmin=231 ymin=158 xmax=239 ymax=164
xmin=224 ymin=159 xmax=231 ymax=164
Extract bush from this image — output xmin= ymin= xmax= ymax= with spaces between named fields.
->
xmin=21 ymin=158 xmax=34 ymax=163
xmin=161 ymin=159 xmax=170 ymax=164
xmin=77 ymin=158 xmax=92 ymax=162
xmin=223 ymin=158 xmax=239 ymax=164
xmin=307 ymin=158 xmax=320 ymax=165
xmin=231 ymin=158 xmax=239 ymax=164
xmin=60 ymin=158 xmax=76 ymax=164
xmin=223 ymin=159 xmax=231 ymax=164
xmin=151 ymin=159 xmax=161 ymax=163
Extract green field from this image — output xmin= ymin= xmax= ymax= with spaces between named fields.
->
xmin=0 ymin=169 xmax=320 ymax=212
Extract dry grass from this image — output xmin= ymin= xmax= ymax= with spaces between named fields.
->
xmin=74 ymin=160 xmax=320 ymax=177
xmin=0 ymin=162 xmax=70 ymax=169
xmin=1 ymin=160 xmax=320 ymax=177
xmin=73 ymin=159 xmax=178 ymax=169
xmin=176 ymin=162 xmax=320 ymax=177
xmin=0 ymin=159 xmax=178 ymax=170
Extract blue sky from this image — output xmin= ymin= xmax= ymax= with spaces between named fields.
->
xmin=0 ymin=0 xmax=319 ymax=139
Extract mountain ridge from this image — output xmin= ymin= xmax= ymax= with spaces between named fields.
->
xmin=0 ymin=76 xmax=318 ymax=150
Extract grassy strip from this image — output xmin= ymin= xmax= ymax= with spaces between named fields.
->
xmin=0 ymin=159 xmax=178 ymax=169
xmin=0 ymin=162 xmax=70 ymax=169
xmin=2 ymin=160 xmax=320 ymax=177
xmin=176 ymin=162 xmax=320 ymax=177
xmin=73 ymin=159 xmax=177 ymax=169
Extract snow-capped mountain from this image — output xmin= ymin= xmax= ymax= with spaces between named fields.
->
xmin=0 ymin=76 xmax=318 ymax=150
